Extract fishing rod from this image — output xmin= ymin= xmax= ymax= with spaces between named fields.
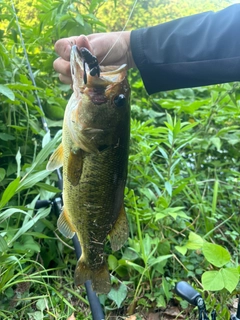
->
xmin=175 ymin=281 xmax=240 ymax=320
xmin=11 ymin=1 xmax=104 ymax=319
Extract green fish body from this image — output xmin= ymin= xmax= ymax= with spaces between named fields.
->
xmin=47 ymin=46 xmax=130 ymax=294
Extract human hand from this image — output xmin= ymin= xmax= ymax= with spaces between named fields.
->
xmin=53 ymin=31 xmax=135 ymax=84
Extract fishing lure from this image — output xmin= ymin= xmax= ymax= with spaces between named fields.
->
xmin=77 ymin=47 xmax=100 ymax=84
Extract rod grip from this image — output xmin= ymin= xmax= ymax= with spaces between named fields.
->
xmin=175 ymin=281 xmax=202 ymax=306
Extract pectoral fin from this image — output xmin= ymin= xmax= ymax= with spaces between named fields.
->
xmin=46 ymin=143 xmax=63 ymax=170
xmin=57 ymin=208 xmax=75 ymax=238
xmin=67 ymin=148 xmax=84 ymax=186
xmin=109 ymin=204 xmax=129 ymax=251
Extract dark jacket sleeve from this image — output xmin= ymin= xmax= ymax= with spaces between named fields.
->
xmin=130 ymin=4 xmax=240 ymax=94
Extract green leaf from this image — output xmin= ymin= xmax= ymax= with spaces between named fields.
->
xmin=108 ymin=254 xmax=118 ymax=270
xmin=36 ymin=183 xmax=61 ymax=193
xmin=14 ymin=236 xmax=40 ymax=254
xmin=185 ymin=232 xmax=204 ymax=250
xmin=27 ymin=311 xmax=43 ymax=320
xmin=143 ymin=234 xmax=151 ymax=257
xmin=202 ymin=270 xmax=224 ymax=291
xmin=148 ymin=254 xmax=172 ymax=268
xmin=156 ymin=295 xmax=166 ymax=308
xmin=36 ymin=298 xmax=47 ymax=311
xmin=122 ymin=247 xmax=139 ymax=261
xmin=0 ymin=235 xmax=8 ymax=252
xmin=42 ymin=130 xmax=51 ymax=148
xmin=202 ymin=268 xmax=239 ymax=293
xmin=175 ymin=245 xmax=187 ymax=256
xmin=9 ymin=207 xmax=51 ymax=244
xmin=0 ymin=84 xmax=15 ymax=101
xmin=0 ymin=133 xmax=15 ymax=141
xmin=21 ymin=131 xmax=62 ymax=179
xmin=126 ymin=261 xmax=145 ymax=274
xmin=0 ymin=177 xmax=20 ymax=209
xmin=220 ymin=268 xmax=239 ymax=293
xmin=108 ymin=283 xmax=128 ymax=308
xmin=15 ymin=148 xmax=21 ymax=178
xmin=202 ymin=242 xmax=231 ymax=267
xmin=0 ymin=208 xmax=29 ymax=221
xmin=210 ymin=137 xmax=221 ymax=151
xmin=75 ymin=14 xmax=84 ymax=26
xmin=155 ymin=207 xmax=190 ymax=222
xmin=17 ymin=170 xmax=52 ymax=192
xmin=0 ymin=168 xmax=6 ymax=182
xmin=165 ymin=181 xmax=172 ymax=196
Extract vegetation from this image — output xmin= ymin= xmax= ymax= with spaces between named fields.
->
xmin=0 ymin=0 xmax=239 ymax=319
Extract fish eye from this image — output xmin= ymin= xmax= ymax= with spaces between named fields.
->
xmin=113 ymin=94 xmax=126 ymax=107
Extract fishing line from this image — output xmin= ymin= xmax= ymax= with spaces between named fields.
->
xmin=99 ymin=0 xmax=139 ymax=65
xmin=10 ymin=0 xmax=49 ymax=133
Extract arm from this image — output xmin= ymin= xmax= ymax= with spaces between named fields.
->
xmin=131 ymin=4 xmax=240 ymax=94
xmin=54 ymin=4 xmax=240 ymax=94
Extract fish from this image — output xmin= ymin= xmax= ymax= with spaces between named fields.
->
xmin=47 ymin=45 xmax=130 ymax=294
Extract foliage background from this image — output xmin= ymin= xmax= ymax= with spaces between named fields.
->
xmin=0 ymin=0 xmax=239 ymax=319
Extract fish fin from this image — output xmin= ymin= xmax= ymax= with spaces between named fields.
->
xmin=74 ymin=257 xmax=111 ymax=294
xmin=109 ymin=204 xmax=129 ymax=251
xmin=77 ymin=131 xmax=100 ymax=153
xmin=57 ymin=209 xmax=75 ymax=238
xmin=46 ymin=143 xmax=64 ymax=170
xmin=67 ymin=148 xmax=83 ymax=186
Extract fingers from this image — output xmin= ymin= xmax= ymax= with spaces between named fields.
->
xmin=54 ymin=35 xmax=91 ymax=61
xmin=54 ymin=36 xmax=77 ymax=61
xmin=53 ymin=57 xmax=70 ymax=76
xmin=54 ymin=35 xmax=92 ymax=83
xmin=53 ymin=31 xmax=133 ymax=84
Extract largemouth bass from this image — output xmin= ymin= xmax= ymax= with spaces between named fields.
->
xmin=47 ymin=45 xmax=130 ymax=294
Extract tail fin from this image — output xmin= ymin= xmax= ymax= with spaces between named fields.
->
xmin=74 ymin=257 xmax=111 ymax=294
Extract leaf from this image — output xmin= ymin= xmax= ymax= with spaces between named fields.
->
xmin=0 ymin=177 xmax=20 ymax=209
xmin=21 ymin=130 xmax=62 ymax=179
xmin=36 ymin=298 xmax=47 ymax=311
xmin=75 ymin=14 xmax=84 ymax=26
xmin=202 ymin=242 xmax=231 ymax=267
xmin=143 ymin=234 xmax=152 ymax=257
xmin=122 ymin=247 xmax=139 ymax=261
xmin=210 ymin=137 xmax=221 ymax=151
xmin=165 ymin=181 xmax=172 ymax=196
xmin=148 ymin=254 xmax=172 ymax=268
xmin=15 ymin=148 xmax=21 ymax=177
xmin=9 ymin=206 xmax=51 ymax=244
xmin=14 ymin=238 xmax=40 ymax=254
xmin=0 ymin=208 xmax=29 ymax=222
xmin=185 ymin=232 xmax=204 ymax=250
xmin=0 ymin=133 xmax=15 ymax=141
xmin=221 ymin=268 xmax=239 ymax=293
xmin=17 ymin=170 xmax=52 ymax=192
xmin=202 ymin=270 xmax=224 ymax=291
xmin=108 ymin=283 xmax=128 ymax=308
xmin=202 ymin=268 xmax=239 ymax=293
xmin=175 ymin=246 xmax=187 ymax=256
xmin=0 ymin=235 xmax=8 ymax=252
xmin=0 ymin=84 xmax=15 ymax=100
xmin=42 ymin=130 xmax=51 ymax=148
xmin=0 ymin=168 xmax=6 ymax=182
xmin=36 ymin=183 xmax=61 ymax=193
xmin=27 ymin=311 xmax=43 ymax=320
xmin=108 ymin=255 xmax=118 ymax=270
xmin=126 ymin=261 xmax=145 ymax=274
xmin=155 ymin=207 xmax=189 ymax=222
